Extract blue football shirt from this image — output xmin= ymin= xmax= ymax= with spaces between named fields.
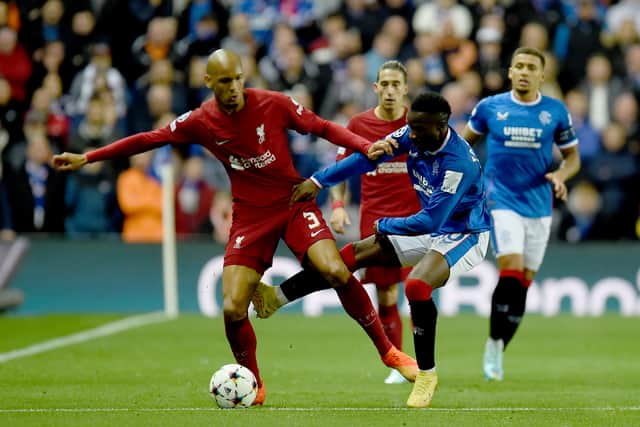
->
xmin=467 ymin=91 xmax=578 ymax=217
xmin=311 ymin=126 xmax=491 ymax=236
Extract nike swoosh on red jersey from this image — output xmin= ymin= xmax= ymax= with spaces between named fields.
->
xmin=310 ymin=229 xmax=325 ymax=238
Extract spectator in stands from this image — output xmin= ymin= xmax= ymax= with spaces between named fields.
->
xmin=131 ymin=16 xmax=181 ymax=73
xmin=20 ymin=0 xmax=65 ymax=53
xmin=4 ymin=132 xmax=66 ymax=233
xmin=412 ymin=0 xmax=473 ymax=44
xmin=475 ymin=25 xmax=507 ymax=96
xmin=381 ymin=0 xmax=415 ymax=32
xmin=565 ymin=89 xmax=602 ymax=168
xmin=364 ymin=32 xmax=401 ymax=83
xmin=587 ymin=121 xmax=639 ymax=239
xmin=131 ymin=59 xmax=188 ymax=132
xmin=320 ymin=54 xmax=377 ymax=119
xmin=259 ymin=23 xmax=299 ymax=86
xmin=231 ymin=0 xmax=280 ymax=48
xmin=519 ymin=21 xmax=550 ymax=52
xmin=27 ymin=85 xmax=70 ymax=148
xmin=130 ymin=83 xmax=174 ymax=134
xmin=381 ymin=14 xmax=414 ymax=62
xmin=340 ymin=0 xmax=385 ymax=51
xmin=116 ymin=150 xmax=162 ymax=243
xmin=554 ymin=0 xmax=604 ymax=92
xmin=176 ymin=0 xmax=229 ymax=44
xmin=221 ymin=13 xmax=259 ymax=59
xmin=405 ymin=57 xmax=426 ymax=99
xmin=64 ymin=148 xmax=118 ymax=238
xmin=441 ymin=81 xmax=472 ymax=133
xmin=559 ymin=180 xmax=606 ymax=242
xmin=186 ymin=56 xmax=211 ymax=109
xmin=413 ymin=31 xmax=450 ymax=91
xmin=69 ymin=94 xmax=123 ymax=154
xmin=27 ymin=40 xmax=72 ymax=98
xmin=64 ymin=9 xmax=97 ymax=79
xmin=175 ymin=155 xmax=214 ymax=237
xmin=0 ymin=27 xmax=32 ymax=107
xmin=176 ymin=13 xmax=222 ymax=65
xmin=266 ymin=43 xmax=321 ymax=106
xmin=240 ymin=54 xmax=268 ymax=90
xmin=611 ymin=91 xmax=640 ymax=156
xmin=68 ymin=42 xmax=127 ymax=121
xmin=540 ymin=52 xmax=564 ymax=100
xmin=0 ymin=77 xmax=22 ymax=143
xmin=623 ymin=43 xmax=640 ymax=104
xmin=579 ymin=53 xmax=627 ymax=131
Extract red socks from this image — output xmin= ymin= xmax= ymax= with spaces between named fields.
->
xmin=335 ymin=275 xmax=392 ymax=356
xmin=224 ymin=317 xmax=262 ymax=387
xmin=379 ymin=303 xmax=403 ymax=350
xmin=339 ymin=243 xmax=357 ymax=272
xmin=405 ymin=277 xmax=433 ymax=301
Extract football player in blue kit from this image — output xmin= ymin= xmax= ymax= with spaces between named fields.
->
xmin=462 ymin=47 xmax=581 ymax=382
xmin=254 ymin=91 xmax=491 ymax=407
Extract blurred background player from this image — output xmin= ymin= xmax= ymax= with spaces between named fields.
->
xmin=52 ymin=49 xmax=417 ymax=406
xmin=462 ymin=47 xmax=581 ymax=381
xmin=327 ymin=60 xmax=421 ymax=384
xmin=256 ymin=91 xmax=491 ymax=407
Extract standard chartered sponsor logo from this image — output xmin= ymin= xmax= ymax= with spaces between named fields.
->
xmin=197 ymin=259 xmax=640 ymax=317
xmin=228 ymin=150 xmax=276 ymax=171
xmin=366 ymin=162 xmax=408 ymax=176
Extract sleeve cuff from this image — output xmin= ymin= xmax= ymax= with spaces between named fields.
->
xmin=310 ymin=176 xmax=323 ymax=189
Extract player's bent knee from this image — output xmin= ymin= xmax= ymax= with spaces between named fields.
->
xmin=405 ymin=278 xmax=432 ymax=301
xmin=223 ymin=299 xmax=250 ymax=321
xmin=316 ymin=261 xmax=350 ymax=287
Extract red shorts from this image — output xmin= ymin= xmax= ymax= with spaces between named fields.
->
xmin=359 ymin=210 xmax=411 ymax=287
xmin=224 ymin=200 xmax=334 ymax=274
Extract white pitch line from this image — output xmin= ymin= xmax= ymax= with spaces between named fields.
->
xmin=1 ymin=407 xmax=639 ymax=413
xmin=0 ymin=312 xmax=172 ymax=364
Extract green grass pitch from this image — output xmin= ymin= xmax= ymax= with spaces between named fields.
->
xmin=1 ymin=313 xmax=639 ymax=426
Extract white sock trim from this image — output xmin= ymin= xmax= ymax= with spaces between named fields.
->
xmin=274 ymin=286 xmax=289 ymax=305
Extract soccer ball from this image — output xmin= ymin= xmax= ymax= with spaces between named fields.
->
xmin=209 ymin=364 xmax=258 ymax=408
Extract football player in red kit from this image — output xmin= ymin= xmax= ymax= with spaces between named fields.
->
xmin=52 ymin=49 xmax=418 ymax=405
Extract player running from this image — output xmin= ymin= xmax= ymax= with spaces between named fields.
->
xmin=254 ymin=91 xmax=491 ymax=407
xmin=462 ymin=47 xmax=580 ymax=381
xmin=52 ymin=49 xmax=418 ymax=405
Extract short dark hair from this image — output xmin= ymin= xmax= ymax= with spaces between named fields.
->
xmin=410 ymin=91 xmax=451 ymax=117
xmin=376 ymin=60 xmax=408 ymax=83
xmin=512 ymin=47 xmax=546 ymax=69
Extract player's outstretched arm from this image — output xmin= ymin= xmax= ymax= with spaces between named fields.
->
xmin=52 ymin=152 xmax=88 ymax=171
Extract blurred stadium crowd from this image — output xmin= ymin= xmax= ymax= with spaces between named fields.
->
xmin=0 ymin=0 xmax=638 ymax=244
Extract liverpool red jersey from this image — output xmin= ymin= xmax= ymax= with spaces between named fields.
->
xmin=87 ymin=88 xmax=373 ymax=208
xmin=337 ymin=108 xmax=421 ymax=221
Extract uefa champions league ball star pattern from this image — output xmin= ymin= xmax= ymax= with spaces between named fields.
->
xmin=209 ymin=364 xmax=258 ymax=408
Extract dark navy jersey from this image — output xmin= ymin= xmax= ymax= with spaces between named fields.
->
xmin=467 ymin=91 xmax=578 ymax=217
xmin=312 ymin=126 xmax=491 ymax=236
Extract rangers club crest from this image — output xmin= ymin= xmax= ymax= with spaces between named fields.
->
xmin=539 ymin=111 xmax=552 ymax=126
